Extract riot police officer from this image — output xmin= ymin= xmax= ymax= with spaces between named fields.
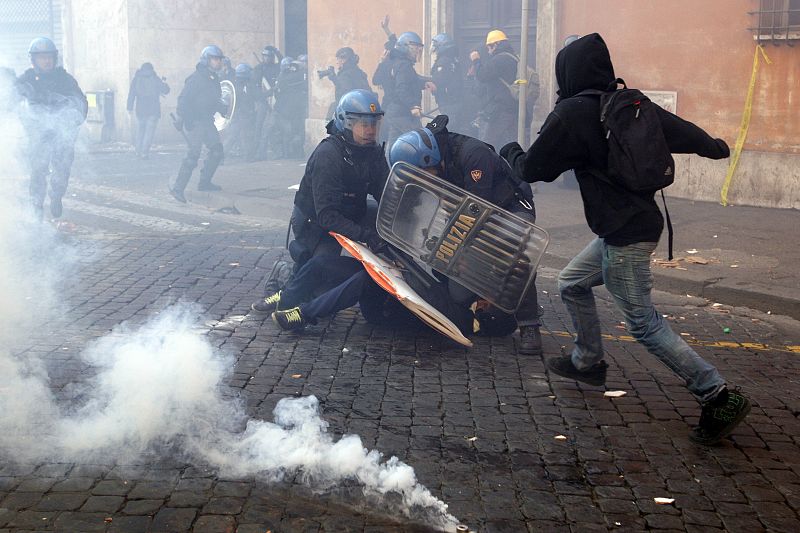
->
xmin=378 ymin=32 xmax=432 ymax=149
xmin=17 ymin=37 xmax=87 ymax=219
xmin=223 ymin=63 xmax=256 ymax=159
xmin=389 ymin=115 xmax=543 ymax=356
xmin=170 ymin=45 xmax=227 ymax=203
xmin=251 ymin=89 xmax=389 ymax=313
xmin=429 ymin=33 xmax=466 ymax=132
xmin=273 ymin=57 xmax=307 ymax=159
xmin=252 ymin=45 xmax=283 ymax=160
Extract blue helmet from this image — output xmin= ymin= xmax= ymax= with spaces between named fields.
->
xmin=235 ymin=63 xmax=253 ymax=78
xmin=395 ymin=32 xmax=424 ymax=60
xmin=280 ymin=57 xmax=294 ymax=71
xmin=200 ymin=45 xmax=224 ymax=67
xmin=430 ymin=33 xmax=456 ymax=55
xmin=334 ymin=90 xmax=384 ymax=142
xmin=28 ymin=37 xmax=58 ymax=70
xmin=389 ymin=128 xmax=441 ymax=168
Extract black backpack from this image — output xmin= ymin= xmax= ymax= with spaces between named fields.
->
xmin=580 ymin=78 xmax=676 ymax=259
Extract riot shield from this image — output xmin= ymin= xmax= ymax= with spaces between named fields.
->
xmin=376 ymin=162 xmax=549 ymax=313
xmin=214 ymin=80 xmax=236 ymax=131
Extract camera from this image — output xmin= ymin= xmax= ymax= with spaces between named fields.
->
xmin=317 ymin=66 xmax=335 ymax=80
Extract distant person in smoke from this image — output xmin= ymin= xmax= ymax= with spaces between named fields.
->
xmin=17 ymin=37 xmax=87 ymax=220
xmin=320 ymin=47 xmax=371 ymax=120
xmin=273 ymin=57 xmax=308 ymax=159
xmin=170 ymin=45 xmax=228 ymax=203
xmin=126 ymin=62 xmax=170 ymax=160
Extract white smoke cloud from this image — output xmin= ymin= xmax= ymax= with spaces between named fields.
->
xmin=0 ymin=65 xmax=461 ymax=532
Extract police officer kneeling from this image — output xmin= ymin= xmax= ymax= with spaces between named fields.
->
xmin=389 ymin=116 xmax=544 ymax=356
xmin=251 ymin=89 xmax=389 ymax=313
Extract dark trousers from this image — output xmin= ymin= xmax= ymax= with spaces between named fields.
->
xmin=28 ymin=127 xmax=78 ymax=207
xmin=480 ymin=109 xmax=518 ymax=150
xmin=173 ymin=121 xmax=223 ymax=193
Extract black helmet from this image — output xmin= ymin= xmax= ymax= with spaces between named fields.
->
xmin=430 ymin=33 xmax=456 ymax=55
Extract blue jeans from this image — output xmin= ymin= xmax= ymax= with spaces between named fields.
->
xmin=557 ymin=238 xmax=725 ymax=403
xmin=136 ymin=115 xmax=159 ymax=156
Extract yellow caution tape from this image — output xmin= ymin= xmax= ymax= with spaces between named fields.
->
xmin=548 ymin=329 xmax=800 ymax=354
xmin=721 ymin=45 xmax=771 ymax=206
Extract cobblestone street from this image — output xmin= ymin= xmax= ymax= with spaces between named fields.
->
xmin=2 ymin=210 xmax=799 ymax=532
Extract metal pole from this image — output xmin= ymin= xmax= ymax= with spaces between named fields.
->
xmin=517 ymin=0 xmax=530 ymax=145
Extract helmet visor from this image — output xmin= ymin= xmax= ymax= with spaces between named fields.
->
xmin=344 ymin=113 xmax=382 ymax=145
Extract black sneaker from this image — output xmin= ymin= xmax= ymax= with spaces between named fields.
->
xmin=547 ymin=355 xmax=608 ymax=386
xmin=50 ymin=197 xmax=63 ymax=218
xmin=689 ymin=388 xmax=751 ymax=445
xmin=170 ymin=187 xmax=187 ymax=203
xmin=272 ymin=307 xmax=306 ymax=331
xmin=251 ymin=291 xmax=281 ymax=314
xmin=518 ymin=326 xmax=543 ymax=356
xmin=198 ymin=182 xmax=222 ymax=191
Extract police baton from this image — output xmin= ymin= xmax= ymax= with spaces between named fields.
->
xmin=169 ymin=113 xmax=190 ymax=144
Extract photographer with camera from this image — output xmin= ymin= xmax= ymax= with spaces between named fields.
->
xmin=320 ymin=47 xmax=370 ymax=121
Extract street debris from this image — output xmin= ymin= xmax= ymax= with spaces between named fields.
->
xmin=604 ymin=391 xmax=627 ymax=398
xmin=229 ymin=262 xmax=239 ymax=267
xmin=554 ymin=435 xmax=567 ymax=441
xmin=288 ymin=184 xmax=300 ymax=190
xmin=215 ymin=206 xmax=241 ymax=215
xmin=654 ymin=497 xmax=675 ymax=505
xmin=723 ymin=327 xmax=731 ymax=334
xmin=686 ymin=249 xmax=699 ymax=254
xmin=465 ymin=436 xmax=477 ymax=442
xmin=291 ymin=374 xmax=302 ymax=379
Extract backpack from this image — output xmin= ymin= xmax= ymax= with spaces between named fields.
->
xmin=579 ymin=78 xmax=677 ymax=258
xmin=498 ymin=52 xmax=540 ymax=114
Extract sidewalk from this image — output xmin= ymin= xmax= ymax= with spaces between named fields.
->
xmin=162 ymin=155 xmax=800 ymax=320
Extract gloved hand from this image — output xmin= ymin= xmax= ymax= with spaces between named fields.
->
xmin=715 ymin=138 xmax=731 ymax=158
xmin=499 ymin=141 xmax=523 ymax=161
xmin=363 ymin=230 xmax=388 ymax=254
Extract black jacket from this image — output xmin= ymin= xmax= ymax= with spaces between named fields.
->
xmin=17 ymin=66 xmax=87 ymax=127
xmin=501 ymin=33 xmax=729 ymax=245
xmin=127 ymin=67 xmax=170 ymax=118
xmin=379 ymin=53 xmax=425 ymax=116
xmin=294 ymin=122 xmax=389 ymax=241
xmin=434 ymin=127 xmax=531 ymax=209
xmin=431 ymin=51 xmax=464 ymax=109
xmin=253 ymin=61 xmax=281 ymax=99
xmin=473 ymin=41 xmax=518 ymax=116
xmin=274 ymin=66 xmax=307 ymax=116
xmin=176 ymin=63 xmax=223 ymax=127
xmin=333 ymin=62 xmax=371 ymax=103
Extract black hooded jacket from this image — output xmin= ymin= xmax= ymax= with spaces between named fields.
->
xmin=127 ymin=65 xmax=170 ymax=118
xmin=294 ymin=121 xmax=390 ymax=241
xmin=431 ymin=49 xmax=464 ymax=110
xmin=501 ymin=33 xmax=729 ymax=245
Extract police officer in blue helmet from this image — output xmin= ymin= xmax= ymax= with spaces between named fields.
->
xmin=170 ymin=45 xmax=227 ymax=202
xmin=389 ymin=115 xmax=544 ymax=356
xmin=17 ymin=37 xmax=87 ymax=220
xmin=373 ymin=30 xmax=434 ymax=149
xmin=251 ymin=89 xmax=390 ymax=314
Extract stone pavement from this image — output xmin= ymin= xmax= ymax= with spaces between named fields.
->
xmin=2 ymin=215 xmax=800 ymax=532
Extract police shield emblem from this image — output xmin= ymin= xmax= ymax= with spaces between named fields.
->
xmin=470 ymin=169 xmax=482 ymax=182
xmin=377 ymin=162 xmax=550 ymax=313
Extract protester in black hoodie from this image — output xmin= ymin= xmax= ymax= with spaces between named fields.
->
xmin=127 ymin=62 xmax=170 ymax=159
xmin=501 ymin=33 xmax=749 ymax=446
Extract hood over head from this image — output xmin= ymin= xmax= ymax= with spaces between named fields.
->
xmin=555 ymin=33 xmax=615 ymax=100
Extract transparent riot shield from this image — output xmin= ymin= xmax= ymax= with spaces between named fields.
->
xmin=214 ymin=80 xmax=236 ymax=131
xmin=376 ymin=162 xmax=549 ymax=313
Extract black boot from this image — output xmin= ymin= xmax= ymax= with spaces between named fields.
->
xmin=518 ymin=326 xmax=543 ymax=356
xmin=50 ymin=196 xmax=63 ymax=218
xmin=689 ymin=388 xmax=751 ymax=445
xmin=169 ymin=187 xmax=187 ymax=203
xmin=547 ymin=355 xmax=608 ymax=386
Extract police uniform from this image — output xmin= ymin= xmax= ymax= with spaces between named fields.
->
xmin=431 ymin=51 xmax=466 ymax=132
xmin=380 ymin=50 xmax=425 ymax=149
xmin=472 ymin=41 xmax=519 ymax=149
xmin=17 ymin=65 xmax=87 ymax=215
xmin=173 ymin=62 xmax=225 ymax=194
xmin=289 ymin=120 xmax=389 ymax=268
xmin=252 ymin=52 xmax=281 ymax=160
